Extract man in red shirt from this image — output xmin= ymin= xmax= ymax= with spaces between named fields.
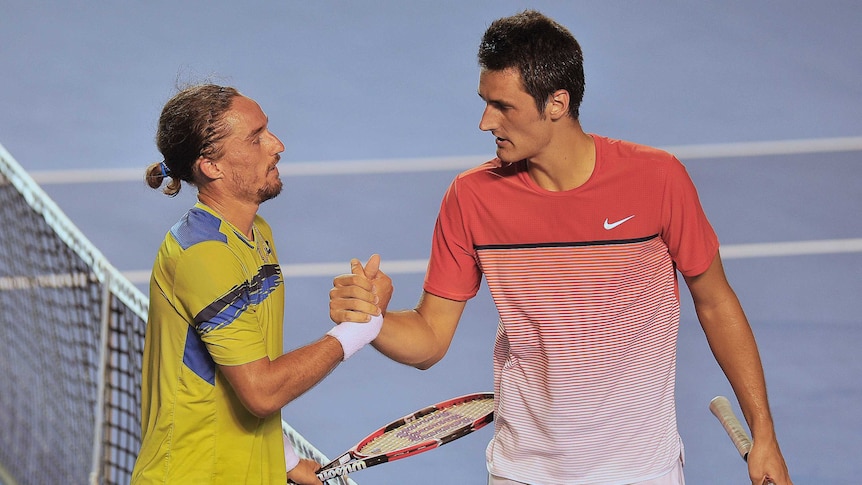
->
xmin=330 ymin=10 xmax=792 ymax=485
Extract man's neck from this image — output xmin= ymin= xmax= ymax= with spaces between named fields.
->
xmin=527 ymin=125 xmax=595 ymax=192
xmin=197 ymin=193 xmax=258 ymax=238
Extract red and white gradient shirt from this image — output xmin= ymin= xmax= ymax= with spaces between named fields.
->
xmin=424 ymin=135 xmax=719 ymax=484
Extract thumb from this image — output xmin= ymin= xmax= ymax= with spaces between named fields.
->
xmin=349 ymin=258 xmax=367 ymax=278
xmin=364 ymin=254 xmax=381 ymax=279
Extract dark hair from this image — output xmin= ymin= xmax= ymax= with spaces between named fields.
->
xmin=478 ymin=10 xmax=585 ymax=119
xmin=145 ymin=84 xmax=240 ymax=196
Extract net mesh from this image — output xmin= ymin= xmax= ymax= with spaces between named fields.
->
xmin=0 ymin=143 xmax=356 ymax=485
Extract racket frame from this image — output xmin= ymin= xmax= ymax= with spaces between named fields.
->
xmin=315 ymin=392 xmax=494 ymax=481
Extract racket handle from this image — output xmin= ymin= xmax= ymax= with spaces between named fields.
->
xmin=285 ymin=468 xmax=327 ymax=484
xmin=286 ymin=470 xmax=330 ymax=484
xmin=709 ymin=395 xmax=753 ymax=461
xmin=286 ymin=477 xmax=325 ymax=485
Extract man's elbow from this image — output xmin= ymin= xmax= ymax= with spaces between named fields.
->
xmin=219 ymin=359 xmax=285 ymax=418
xmin=232 ymin=388 xmax=282 ymax=418
xmin=413 ymin=352 xmax=445 ymax=370
xmin=242 ymin=397 xmax=281 ymax=419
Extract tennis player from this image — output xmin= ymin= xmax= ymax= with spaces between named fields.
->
xmin=131 ymin=84 xmax=382 ymax=485
xmin=329 ymin=10 xmax=792 ymax=485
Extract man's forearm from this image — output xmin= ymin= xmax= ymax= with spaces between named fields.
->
xmin=698 ymin=298 xmax=775 ymax=440
xmin=371 ymin=309 xmax=444 ymax=368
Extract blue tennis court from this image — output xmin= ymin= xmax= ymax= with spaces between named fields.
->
xmin=2 ymin=2 xmax=860 ymax=483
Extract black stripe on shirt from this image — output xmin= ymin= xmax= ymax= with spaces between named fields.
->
xmin=474 ymin=234 xmax=659 ymax=251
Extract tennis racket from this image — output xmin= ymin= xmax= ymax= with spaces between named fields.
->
xmin=292 ymin=392 xmax=494 ymax=483
xmin=709 ymin=395 xmax=752 ymax=461
xmin=709 ymin=395 xmax=775 ymax=485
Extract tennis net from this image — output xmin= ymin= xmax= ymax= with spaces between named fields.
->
xmin=0 ymin=143 xmax=355 ymax=485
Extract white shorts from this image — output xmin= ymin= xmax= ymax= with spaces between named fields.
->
xmin=487 ymin=456 xmax=685 ymax=485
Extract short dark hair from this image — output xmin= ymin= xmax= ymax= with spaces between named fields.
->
xmin=478 ymin=10 xmax=585 ymax=119
xmin=145 ymin=84 xmax=240 ymax=196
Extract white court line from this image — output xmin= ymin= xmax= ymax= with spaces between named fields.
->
xmin=719 ymin=238 xmax=862 ymax=258
xmin=119 ymin=238 xmax=862 ymax=284
xmin=28 ymin=135 xmax=862 ymax=184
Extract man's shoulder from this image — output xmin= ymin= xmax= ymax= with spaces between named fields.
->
xmin=594 ymin=134 xmax=677 ymax=163
xmin=454 ymin=158 xmax=523 ymax=183
xmin=169 ymin=207 xmax=228 ymax=250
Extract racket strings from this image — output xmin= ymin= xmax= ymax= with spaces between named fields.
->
xmin=358 ymin=398 xmax=494 ymax=455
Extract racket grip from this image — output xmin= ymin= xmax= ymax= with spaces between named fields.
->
xmin=286 ymin=470 xmax=325 ymax=485
xmin=709 ymin=395 xmax=753 ymax=461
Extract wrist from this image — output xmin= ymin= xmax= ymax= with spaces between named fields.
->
xmin=283 ymin=434 xmax=300 ymax=471
xmin=327 ymin=314 xmax=384 ymax=360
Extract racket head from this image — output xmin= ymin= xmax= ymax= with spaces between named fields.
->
xmin=354 ymin=392 xmax=494 ymax=461
xmin=316 ymin=392 xmax=494 ymax=480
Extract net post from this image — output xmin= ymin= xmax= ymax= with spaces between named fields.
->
xmin=90 ymin=278 xmax=114 ymax=485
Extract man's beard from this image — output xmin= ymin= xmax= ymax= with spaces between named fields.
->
xmin=257 ymin=177 xmax=283 ymax=203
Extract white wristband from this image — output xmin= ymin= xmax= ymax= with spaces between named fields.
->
xmin=327 ymin=314 xmax=384 ymax=360
xmin=283 ymin=434 xmax=300 ymax=471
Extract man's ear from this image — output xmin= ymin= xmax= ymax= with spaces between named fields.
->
xmin=546 ymin=89 xmax=570 ymax=121
xmin=196 ymin=156 xmax=222 ymax=180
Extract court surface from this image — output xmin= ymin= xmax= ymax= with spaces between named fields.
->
xmin=2 ymin=1 xmax=860 ymax=483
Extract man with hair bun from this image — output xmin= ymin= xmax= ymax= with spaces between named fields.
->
xmin=133 ymin=84 xmax=382 ymax=485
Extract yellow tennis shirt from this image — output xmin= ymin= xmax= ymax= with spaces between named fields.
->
xmin=132 ymin=202 xmax=286 ymax=484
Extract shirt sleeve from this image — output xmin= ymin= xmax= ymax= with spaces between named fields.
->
xmin=660 ymin=158 xmax=720 ymax=277
xmin=424 ymin=177 xmax=483 ymax=301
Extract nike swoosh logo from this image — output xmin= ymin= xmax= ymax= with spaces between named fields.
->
xmin=603 ymin=215 xmax=635 ymax=230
